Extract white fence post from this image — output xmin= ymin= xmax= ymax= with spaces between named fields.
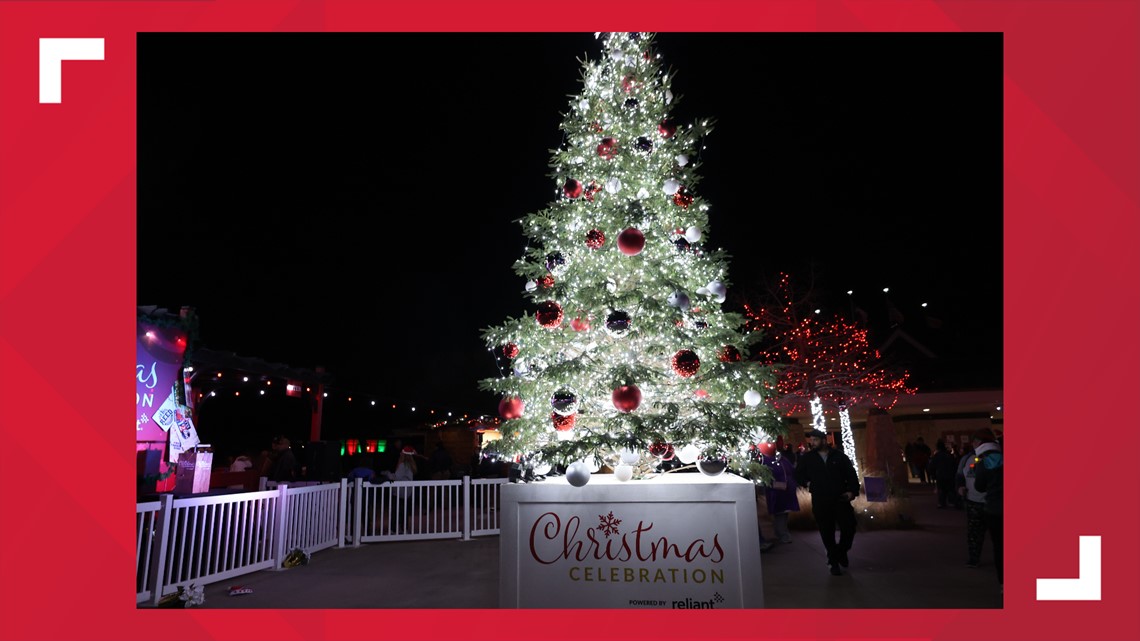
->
xmin=338 ymin=478 xmax=348 ymax=548
xmin=462 ymin=476 xmax=472 ymax=541
xmin=352 ymin=478 xmax=363 ymax=548
xmin=148 ymin=494 xmax=173 ymax=606
xmin=272 ymin=483 xmax=289 ymax=570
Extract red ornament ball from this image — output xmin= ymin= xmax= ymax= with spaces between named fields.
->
xmin=551 ymin=412 xmax=576 ymax=431
xmin=570 ymin=316 xmax=591 ymax=332
xmin=718 ymin=345 xmax=742 ymax=363
xmin=501 ymin=342 xmax=519 ymax=359
xmin=563 ymin=179 xmax=583 ymax=199
xmin=596 ymin=137 xmax=618 ymax=160
xmin=498 ymin=396 xmax=525 ymax=420
xmin=612 ymin=384 xmax=642 ymax=413
xmin=757 ymin=441 xmax=777 ymax=457
xmin=648 ymin=441 xmax=675 ymax=460
xmin=658 ymin=120 xmax=677 ymax=138
xmin=535 ymin=301 xmax=564 ymax=328
xmin=617 ymin=227 xmax=646 ymax=256
xmin=584 ymin=181 xmax=602 ymax=202
xmin=671 ymin=349 xmax=700 ymax=377
xmin=585 ymin=229 xmax=606 ymax=249
xmin=538 ymin=273 xmax=555 ymax=289
xmin=673 ymin=187 xmax=694 ymax=208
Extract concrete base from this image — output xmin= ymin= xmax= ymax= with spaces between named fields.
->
xmin=499 ymin=472 xmax=763 ymax=609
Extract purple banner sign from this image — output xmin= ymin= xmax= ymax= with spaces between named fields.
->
xmin=136 ymin=319 xmax=187 ymax=443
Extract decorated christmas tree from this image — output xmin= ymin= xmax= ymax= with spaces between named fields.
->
xmin=479 ymin=33 xmax=782 ymax=482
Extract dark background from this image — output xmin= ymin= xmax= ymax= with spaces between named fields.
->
xmin=137 ymin=33 xmax=1002 ymax=452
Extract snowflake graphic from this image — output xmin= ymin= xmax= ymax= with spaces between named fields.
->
xmin=597 ymin=511 xmax=622 ymax=538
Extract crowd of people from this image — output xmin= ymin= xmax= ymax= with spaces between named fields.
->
xmin=756 ymin=426 xmax=1003 ymax=590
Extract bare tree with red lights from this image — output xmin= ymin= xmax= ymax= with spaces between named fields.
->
xmin=742 ymin=272 xmax=916 ymax=474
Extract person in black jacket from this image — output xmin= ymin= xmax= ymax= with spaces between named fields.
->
xmin=795 ymin=428 xmax=861 ymax=576
xmin=973 ymin=434 xmax=1004 ymax=591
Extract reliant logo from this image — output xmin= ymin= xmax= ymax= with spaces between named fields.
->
xmin=672 ymin=592 xmax=726 ymax=609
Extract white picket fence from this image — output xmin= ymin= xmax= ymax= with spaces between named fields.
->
xmin=136 ymin=476 xmax=506 ymax=605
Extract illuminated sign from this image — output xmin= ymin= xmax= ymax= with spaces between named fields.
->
xmin=500 ymin=474 xmax=764 ymax=608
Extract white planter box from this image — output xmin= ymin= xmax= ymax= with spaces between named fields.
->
xmin=499 ymin=472 xmax=764 ymax=609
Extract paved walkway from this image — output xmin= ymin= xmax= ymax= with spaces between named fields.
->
xmin=190 ymin=480 xmax=1001 ymax=609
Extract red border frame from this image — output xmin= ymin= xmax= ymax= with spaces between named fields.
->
xmin=1 ymin=2 xmax=1137 ymax=640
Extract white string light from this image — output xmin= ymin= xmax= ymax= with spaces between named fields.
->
xmin=839 ymin=406 xmax=859 ymax=479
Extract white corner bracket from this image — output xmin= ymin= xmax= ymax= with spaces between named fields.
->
xmin=1036 ymin=535 xmax=1101 ymax=601
xmin=39 ymin=38 xmax=105 ymax=104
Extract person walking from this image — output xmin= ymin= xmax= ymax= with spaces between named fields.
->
xmin=956 ymin=428 xmax=1000 ymax=568
xmin=910 ymin=436 xmax=932 ymax=483
xmin=973 ymin=429 xmax=1004 ymax=591
xmin=928 ymin=439 xmax=961 ymax=508
xmin=761 ymin=449 xmax=799 ymax=544
xmin=794 ymin=428 xmax=860 ymax=576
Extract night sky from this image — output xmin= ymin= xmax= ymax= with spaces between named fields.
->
xmin=137 ymin=32 xmax=1002 ymax=441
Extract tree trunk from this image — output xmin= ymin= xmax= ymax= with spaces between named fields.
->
xmin=864 ymin=408 xmax=909 ymax=491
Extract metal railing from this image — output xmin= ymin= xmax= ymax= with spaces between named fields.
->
xmin=136 ymin=476 xmax=506 ymax=605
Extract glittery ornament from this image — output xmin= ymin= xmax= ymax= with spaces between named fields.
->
xmin=551 ymin=412 xmax=576 ymax=431
xmin=498 ymin=396 xmax=524 ymax=420
xmin=671 ymin=349 xmax=700 ymax=377
xmin=658 ymin=120 xmax=677 ymax=137
xmin=535 ymin=301 xmax=564 ymax=328
xmin=693 ymin=320 xmax=709 ymax=330
xmin=605 ymin=310 xmax=632 ymax=337
xmin=596 ymin=137 xmax=618 ymax=159
xmin=544 ymin=251 xmax=566 ymax=274
xmin=718 ymin=345 xmax=742 ymax=362
xmin=624 ymin=98 xmax=639 ymax=109
xmin=584 ymin=181 xmax=602 ymax=201
xmin=538 ymin=273 xmax=555 ymax=289
xmin=673 ymin=187 xmax=693 ymax=208
xmin=563 ymin=179 xmax=583 ymax=199
xmin=635 ymin=136 xmax=653 ymax=153
xmin=570 ymin=316 xmax=591 ymax=332
xmin=550 ymin=389 xmax=579 ymax=416
xmin=617 ymin=227 xmax=645 ymax=255
xmin=585 ymin=229 xmax=606 ymax=249
xmin=612 ymin=384 xmax=642 ymax=413
xmin=502 ymin=342 xmax=519 ymax=359
xmin=605 ymin=177 xmax=621 ymax=194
